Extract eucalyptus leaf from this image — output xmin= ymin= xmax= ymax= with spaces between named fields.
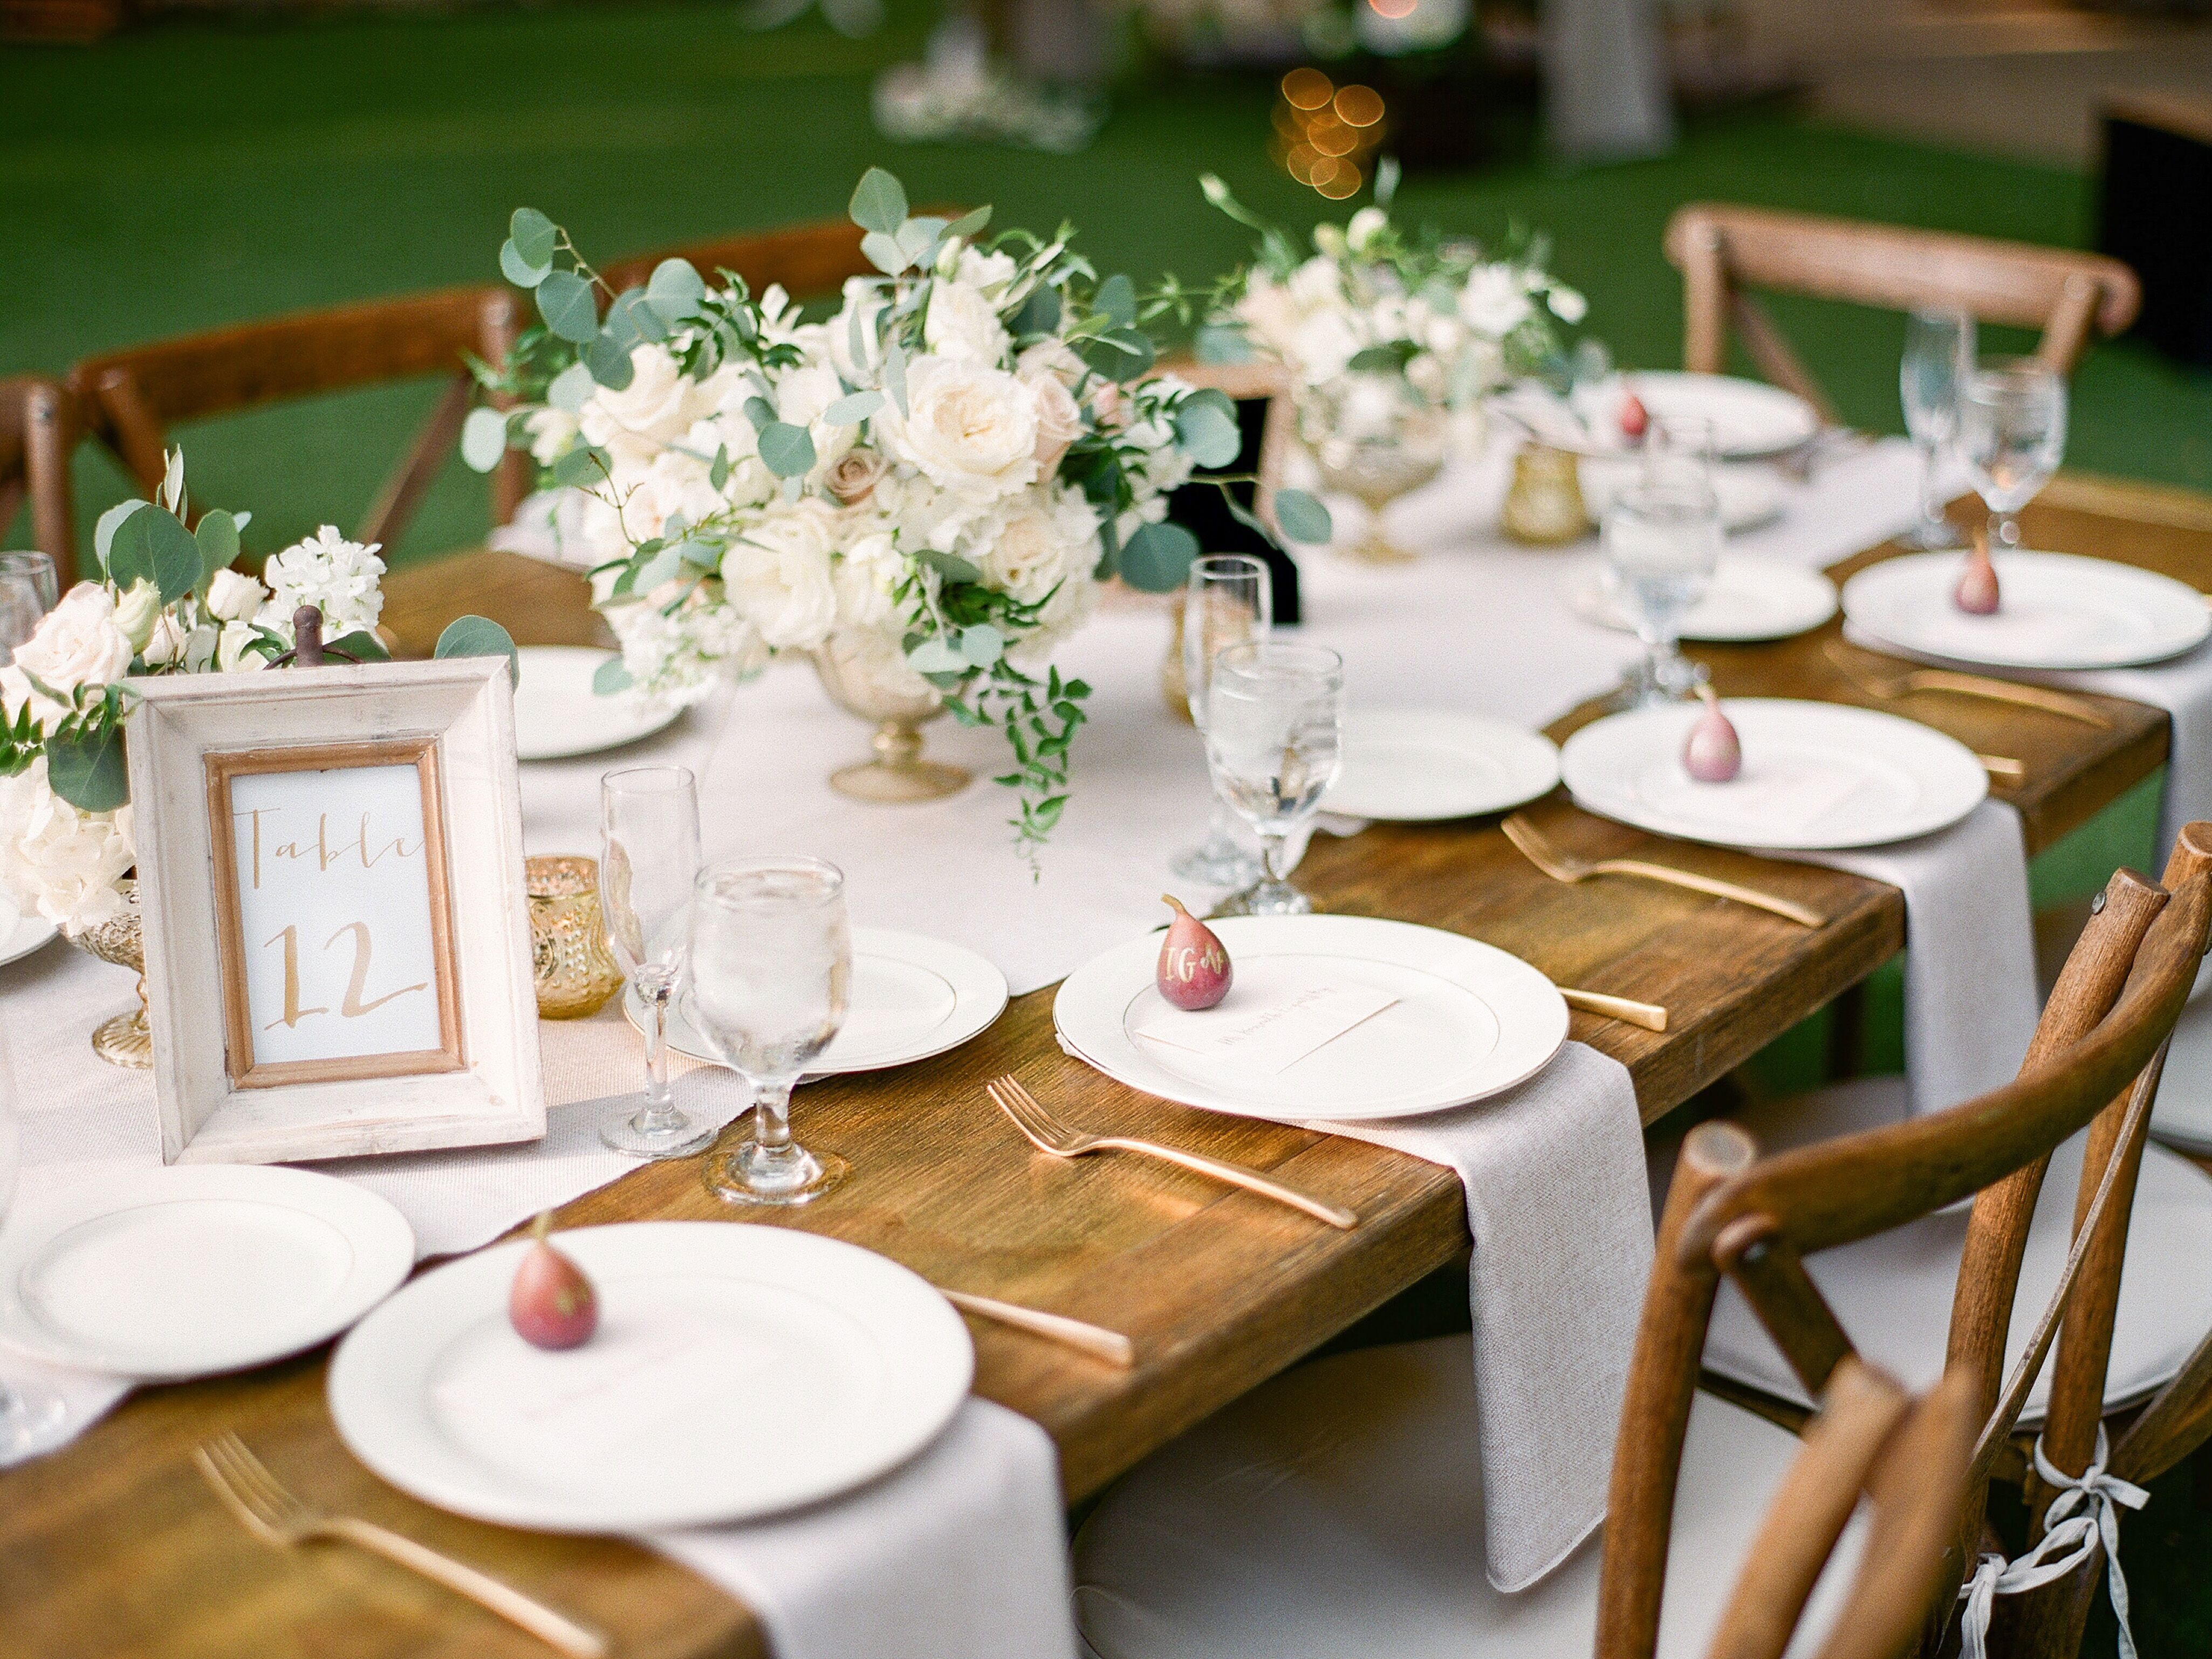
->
xmin=848 ymin=167 xmax=909 ymax=236
xmin=743 ymin=395 xmax=778 ymax=432
xmin=1272 ymin=488 xmax=1334 ymax=545
xmin=547 ymin=361 xmax=597 ymax=413
xmin=584 ymin=332 xmax=636 ymax=389
xmin=93 ymin=499 xmax=148 ymax=574
xmin=756 ymin=422 xmax=817 ymax=478
xmin=860 ymin=230 xmax=911 ymax=276
xmin=608 ymin=286 xmax=668 ymax=345
xmin=1346 ymin=342 xmax=1413 ymax=373
xmin=1118 ymin=520 xmax=1200 ymax=593
xmin=460 ymin=406 xmax=511 ymax=473
xmin=897 ymin=216 xmax=946 ymax=264
xmin=905 ymin=637 xmax=967 ymax=676
xmin=1193 ymin=324 xmax=1254 ymax=364
xmin=674 ymin=538 xmax=721 ymax=570
xmin=193 ymin=509 xmax=240 ymax=587
xmin=1173 ymin=397 xmax=1242 ymax=469
xmin=1009 ymin=285 xmax=1060 ymax=339
xmin=958 ymin=623 xmax=1005 ymax=667
xmin=645 ymin=258 xmax=707 ymax=324
xmin=499 ymin=238 xmax=550 ymax=289
xmin=944 ymin=204 xmax=992 ymax=239
xmin=630 ymin=545 xmax=687 ymax=592
xmin=823 ymin=390 xmax=883 ymax=426
xmin=917 ymin=547 xmax=984 ymax=586
xmin=509 ymin=207 xmax=557 ymax=269
xmin=535 ymin=269 xmax=599 ymax=345
xmin=709 ymin=444 xmax=731 ymax=490
xmin=550 ymin=445 xmax=610 ymax=489
xmin=592 ymin=656 xmax=635 ymax=695
xmin=1094 ymin=273 xmax=1137 ymax=330
xmin=108 ymin=503 xmax=202 ymax=603
xmin=433 ymin=614 xmax=520 ymax=687
xmin=881 ymin=342 xmax=908 ymax=416
xmin=1077 ymin=326 xmax=1154 ymax=382
xmin=322 ymin=629 xmax=391 ymax=662
xmin=45 ymin=725 xmax=128 ymax=813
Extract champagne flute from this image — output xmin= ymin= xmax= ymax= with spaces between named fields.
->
xmin=1172 ymin=555 xmax=1272 ymax=887
xmin=1899 ymin=310 xmax=1974 ymax=549
xmin=598 ymin=767 xmax=716 ymax=1159
xmin=1206 ymin=641 xmax=1345 ymax=918
xmin=688 ymin=856 xmax=852 ymax=1206
xmin=0 ymin=1011 xmax=70 ymax=1461
xmin=1605 ymin=476 xmax=1722 ymax=706
xmin=1960 ymin=356 xmax=2067 ymax=554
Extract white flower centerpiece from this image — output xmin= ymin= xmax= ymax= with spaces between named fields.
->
xmin=464 ymin=167 xmax=1328 ymax=861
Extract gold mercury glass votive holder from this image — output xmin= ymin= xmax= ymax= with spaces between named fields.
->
xmin=527 ymin=855 xmax=624 ymax=1019
xmin=1501 ymin=443 xmax=1590 ymax=546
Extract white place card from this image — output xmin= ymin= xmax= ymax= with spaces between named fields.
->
xmin=1133 ymin=959 xmax=1399 ymax=1077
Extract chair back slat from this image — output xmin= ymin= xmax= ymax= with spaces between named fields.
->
xmin=2 ymin=375 xmax=81 ymax=585
xmin=597 ymin=218 xmax=877 ymax=303
xmin=1711 ymin=1222 xmax=1854 ymax=1397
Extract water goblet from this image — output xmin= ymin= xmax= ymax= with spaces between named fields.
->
xmin=1960 ymin=356 xmax=2067 ymax=554
xmin=0 ymin=1011 xmax=71 ymax=1460
xmin=1171 ymin=554 xmax=1272 ymax=888
xmin=597 ymin=767 xmax=716 ymax=1159
xmin=1206 ymin=641 xmax=1345 ymax=918
xmin=1302 ymin=372 xmax=1448 ymax=564
xmin=0 ymin=551 xmax=57 ymax=664
xmin=689 ymin=856 xmax=852 ymax=1206
xmin=1605 ymin=477 xmax=1722 ymax=706
xmin=1899 ymin=310 xmax=1975 ymax=549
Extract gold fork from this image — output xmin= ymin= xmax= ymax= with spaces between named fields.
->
xmin=1824 ymin=640 xmax=2111 ymax=729
xmin=193 ymin=1432 xmax=608 ymax=1658
xmin=1502 ymin=813 xmax=1825 ymax=928
xmin=985 ymin=1075 xmax=1358 ymax=1230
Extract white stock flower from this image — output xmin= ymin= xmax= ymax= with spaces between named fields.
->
xmin=3 ymin=584 xmax=133 ymax=728
xmin=524 ymin=407 xmax=581 ymax=464
xmin=923 ymin=276 xmax=1012 ymax=365
xmin=259 ymin=526 xmax=385 ymax=636
xmin=577 ymin=343 xmax=703 ymax=465
xmin=879 ymin=358 xmax=1039 ymax=502
xmin=619 ymin=447 xmax=724 ymax=544
xmin=204 ymin=566 xmax=266 ymax=623
xmin=831 ymin=530 xmax=903 ymax=631
xmin=0 ymin=759 xmax=134 ymax=932
xmin=141 ymin=610 xmax=188 ymax=668
xmin=608 ymin=594 xmax=768 ymax=707
xmin=1547 ymin=283 xmax=1588 ymax=324
xmin=720 ymin=498 xmax=840 ymax=649
xmin=1346 ymin=207 xmax=1389 ymax=253
xmin=1459 ymin=264 xmax=1533 ymax=339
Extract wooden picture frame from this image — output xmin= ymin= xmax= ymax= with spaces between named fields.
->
xmin=126 ymin=657 xmax=544 ymax=1164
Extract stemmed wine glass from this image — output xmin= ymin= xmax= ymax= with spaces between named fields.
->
xmin=598 ymin=767 xmax=716 ymax=1159
xmin=1206 ymin=641 xmax=1345 ymax=918
xmin=0 ymin=1011 xmax=70 ymax=1461
xmin=688 ymin=856 xmax=853 ymax=1206
xmin=1960 ymin=356 xmax=2067 ymax=554
xmin=1899 ymin=310 xmax=1974 ymax=550
xmin=1172 ymin=554 xmax=1272 ymax=888
xmin=1605 ymin=417 xmax=1722 ymax=705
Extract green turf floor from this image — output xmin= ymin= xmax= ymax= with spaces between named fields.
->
xmin=4 ymin=9 xmax=2210 ymax=1649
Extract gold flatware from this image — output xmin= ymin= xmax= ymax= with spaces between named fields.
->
xmin=1502 ymin=813 xmax=1825 ymax=929
xmin=1980 ymin=753 xmax=2026 ymax=785
xmin=1558 ymin=988 xmax=1668 ymax=1032
xmin=1823 ymin=641 xmax=2111 ymax=729
xmin=939 ymin=1288 xmax=1135 ymax=1368
xmin=985 ymin=1074 xmax=1358 ymax=1230
xmin=193 ymin=1432 xmax=607 ymax=1659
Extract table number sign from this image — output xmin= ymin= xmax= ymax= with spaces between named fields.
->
xmin=126 ymin=659 xmax=543 ymax=1164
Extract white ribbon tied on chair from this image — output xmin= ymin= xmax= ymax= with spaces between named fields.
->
xmin=1956 ymin=1426 xmax=2148 ymax=1659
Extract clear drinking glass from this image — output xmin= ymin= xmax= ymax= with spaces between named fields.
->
xmin=1898 ymin=310 xmax=1974 ymax=549
xmin=0 ymin=552 xmax=57 ymax=664
xmin=688 ymin=856 xmax=852 ymax=1206
xmin=0 ymin=1009 xmax=70 ymax=1461
xmin=1206 ymin=641 xmax=1345 ymax=918
xmin=1959 ymin=356 xmax=2067 ymax=553
xmin=0 ymin=552 xmax=58 ymax=613
xmin=1172 ymin=554 xmax=1272 ymax=888
xmin=597 ymin=767 xmax=716 ymax=1159
xmin=1605 ymin=477 xmax=1723 ymax=705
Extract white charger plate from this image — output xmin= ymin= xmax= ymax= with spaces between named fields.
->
xmin=1565 ymin=556 xmax=1838 ymax=643
xmin=513 ymin=646 xmax=682 ymax=762
xmin=0 ymin=891 xmax=57 ymax=968
xmin=639 ymin=927 xmax=1009 ymax=1076
xmin=328 ymin=1222 xmax=971 ymax=1533
xmin=0 ymin=1166 xmax=414 ymax=1380
xmin=1840 ymin=550 xmax=2211 ymax=671
xmin=1053 ymin=915 xmax=1568 ymax=1123
xmin=1321 ymin=711 xmax=1559 ymax=822
xmin=1579 ymin=458 xmax=1788 ymax=533
xmin=1560 ymin=698 xmax=1987 ymax=852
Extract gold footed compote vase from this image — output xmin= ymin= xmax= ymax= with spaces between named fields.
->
xmin=67 ymin=879 xmax=152 ymax=1068
xmin=811 ymin=635 xmax=971 ymax=804
xmin=1300 ymin=372 xmax=1448 ymax=565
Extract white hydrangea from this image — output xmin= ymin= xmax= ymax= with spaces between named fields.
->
xmin=258 ymin=526 xmax=386 ymax=636
xmin=0 ymin=759 xmax=135 ymax=932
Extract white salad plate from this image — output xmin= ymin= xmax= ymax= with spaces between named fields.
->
xmin=1053 ymin=915 xmax=1569 ymax=1123
xmin=1560 ymin=697 xmax=1987 ymax=852
xmin=1321 ymin=710 xmax=1560 ymax=822
xmin=2148 ymin=960 xmax=2212 ymax=1155
xmin=328 ymin=1222 xmax=971 ymax=1532
xmin=0 ymin=891 xmax=57 ymax=968
xmin=512 ymin=646 xmax=681 ymax=762
xmin=1565 ymin=555 xmax=1838 ymax=643
xmin=1579 ymin=458 xmax=1788 ymax=533
xmin=641 ymin=927 xmax=1009 ymax=1076
xmin=1840 ymin=550 xmax=2211 ymax=671
xmin=0 ymin=1166 xmax=414 ymax=1380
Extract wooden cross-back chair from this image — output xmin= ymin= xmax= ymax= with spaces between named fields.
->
xmin=1 ymin=374 xmax=79 ymax=587
xmin=1613 ymin=835 xmax=2212 ymax=1659
xmin=65 ymin=285 xmax=525 ymax=555
xmin=597 ymin=216 xmax=877 ymax=306
xmin=1660 ymin=204 xmax=2141 ymax=427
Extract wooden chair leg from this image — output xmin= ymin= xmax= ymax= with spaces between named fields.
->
xmin=1825 ymin=982 xmax=1867 ymax=1080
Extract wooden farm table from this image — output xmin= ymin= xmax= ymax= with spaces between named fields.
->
xmin=4 ymin=474 xmax=2208 ymax=1659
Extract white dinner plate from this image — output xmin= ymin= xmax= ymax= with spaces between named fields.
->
xmin=1495 ymin=372 xmax=1819 ymax=461
xmin=1565 ymin=556 xmax=1839 ymax=643
xmin=1579 ymin=458 xmax=1788 ymax=533
xmin=0 ymin=1166 xmax=414 ymax=1380
xmin=1560 ymin=698 xmax=1987 ymax=852
xmin=512 ymin=646 xmax=682 ymax=761
xmin=0 ymin=891 xmax=57 ymax=968
xmin=1053 ymin=915 xmax=1569 ymax=1123
xmin=1321 ymin=710 xmax=1559 ymax=822
xmin=639 ymin=927 xmax=1009 ymax=1076
xmin=1841 ymin=550 xmax=2211 ymax=671
xmin=328 ymin=1222 xmax=971 ymax=1532
xmin=2150 ymin=960 xmax=2212 ymax=1154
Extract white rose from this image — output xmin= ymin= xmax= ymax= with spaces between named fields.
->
xmin=879 ymin=358 xmax=1039 ymax=502
xmin=1025 ymin=371 xmax=1085 ymax=476
xmin=720 ymin=499 xmax=840 ymax=649
xmin=112 ymin=580 xmax=163 ymax=654
xmin=1346 ymin=207 xmax=1389 ymax=253
xmin=524 ymin=407 xmax=580 ymax=464
xmin=923 ymin=277 xmax=1012 ymax=365
xmin=618 ymin=447 xmax=723 ymax=544
xmin=216 ymin=620 xmax=267 ymax=673
xmin=1287 ymin=255 xmax=1345 ymax=313
xmin=955 ymin=245 xmax=1021 ymax=297
xmin=1289 ymin=310 xmax=1361 ymax=385
xmin=205 ymin=566 xmax=267 ymax=623
xmin=1016 ymin=339 xmax=1086 ymax=390
xmin=7 ymin=584 xmax=132 ymax=724
xmin=832 ymin=530 xmax=903 ymax=630
xmin=1460 ymin=264 xmax=1533 ymax=339
xmin=578 ymin=343 xmax=701 ymax=465
xmin=975 ymin=486 xmax=1099 ymax=605
xmin=141 ymin=610 xmax=189 ymax=668
xmin=827 ymin=279 xmax=890 ymax=383
xmin=0 ymin=759 xmax=134 ymax=933
xmin=1235 ymin=272 xmax=1303 ymax=361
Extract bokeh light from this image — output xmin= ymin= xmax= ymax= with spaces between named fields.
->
xmin=1271 ymin=71 xmax=1387 ymax=200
